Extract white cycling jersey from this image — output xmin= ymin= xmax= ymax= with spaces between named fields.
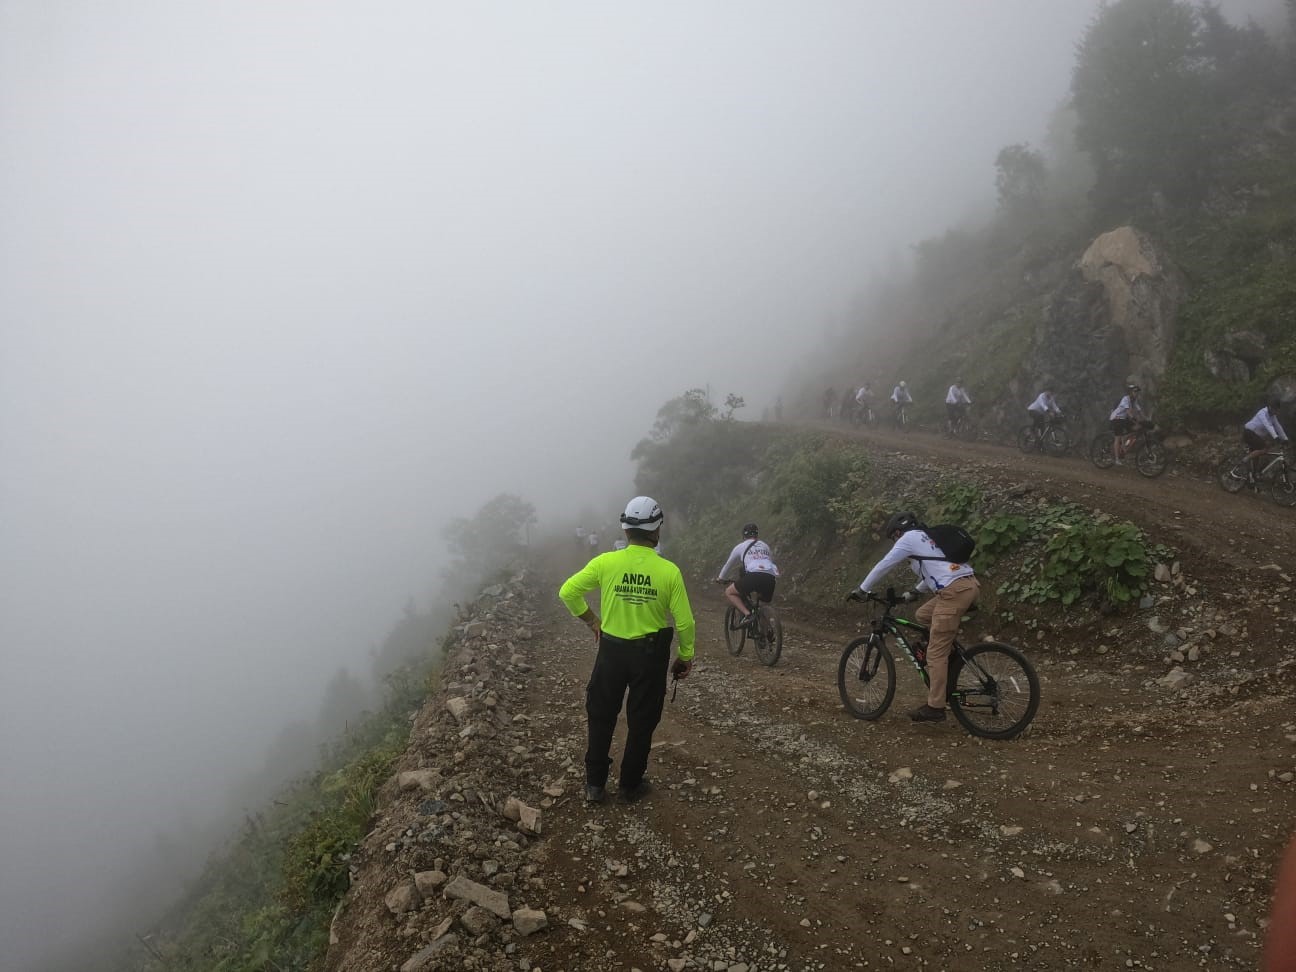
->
xmin=1109 ymin=395 xmax=1146 ymax=422
xmin=1027 ymin=392 xmax=1061 ymax=415
xmin=1245 ymin=406 xmax=1288 ymax=441
xmin=857 ymin=529 xmax=974 ymax=594
xmin=717 ymin=539 xmax=779 ymax=580
xmin=891 ymin=386 xmax=912 ymax=404
xmin=946 ymin=385 xmax=972 ymax=405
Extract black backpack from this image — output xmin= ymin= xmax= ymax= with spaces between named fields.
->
xmin=912 ymin=523 xmax=976 ymax=565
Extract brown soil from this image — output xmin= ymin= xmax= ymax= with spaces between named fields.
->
xmin=330 ymin=427 xmax=1296 ymax=972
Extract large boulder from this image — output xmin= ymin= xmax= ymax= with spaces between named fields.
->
xmin=1022 ymin=227 xmax=1186 ymax=435
xmin=1076 ymin=226 xmax=1186 ymax=393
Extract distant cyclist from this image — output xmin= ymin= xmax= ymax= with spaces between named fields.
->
xmin=945 ymin=378 xmax=972 ymax=432
xmin=854 ymin=382 xmax=875 ymax=424
xmin=716 ymin=522 xmax=779 ymax=628
xmin=846 ymin=512 xmax=978 ymax=723
xmin=1109 ymin=383 xmax=1148 ymax=465
xmin=1244 ymin=395 xmax=1289 ymax=483
xmin=1026 ymin=388 xmax=1062 ymax=430
xmin=891 ymin=381 xmax=912 ymax=425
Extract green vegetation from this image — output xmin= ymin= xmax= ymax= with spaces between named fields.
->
xmin=128 ymin=662 xmax=436 ymax=972
xmin=806 ymin=0 xmax=1296 ymax=435
xmin=640 ymin=399 xmax=1170 ymax=615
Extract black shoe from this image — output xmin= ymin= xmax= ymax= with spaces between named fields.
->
xmin=618 ymin=779 xmax=652 ymax=803
xmin=908 ymin=704 xmax=947 ymax=722
xmin=584 ymin=784 xmax=607 ymax=804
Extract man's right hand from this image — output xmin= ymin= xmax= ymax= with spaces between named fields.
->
xmin=671 ymin=658 xmax=694 ymax=680
xmin=845 ymin=588 xmax=865 ymax=602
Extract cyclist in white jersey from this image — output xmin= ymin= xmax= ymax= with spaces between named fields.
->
xmin=891 ymin=381 xmax=912 ymax=406
xmin=945 ymin=379 xmax=972 ymax=430
xmin=1109 ymin=383 xmax=1147 ymax=465
xmin=847 ymin=512 xmax=978 ymax=723
xmin=716 ymin=523 xmax=779 ymax=627
xmin=1244 ymin=396 xmax=1290 ymax=481
xmin=1027 ymin=389 xmax=1062 ymax=430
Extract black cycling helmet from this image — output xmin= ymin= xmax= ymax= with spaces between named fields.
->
xmin=882 ymin=511 xmax=917 ymax=538
xmin=742 ymin=522 xmax=759 ymax=538
xmin=1268 ymin=395 xmax=1283 ymax=410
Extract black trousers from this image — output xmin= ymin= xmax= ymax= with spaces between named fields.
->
xmin=585 ymin=630 xmax=672 ymax=789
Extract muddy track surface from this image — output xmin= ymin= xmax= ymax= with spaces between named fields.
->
xmin=518 ymin=569 xmax=1296 ymax=972
xmin=329 ymin=432 xmax=1296 ymax=972
xmin=511 ymin=427 xmax=1296 ymax=971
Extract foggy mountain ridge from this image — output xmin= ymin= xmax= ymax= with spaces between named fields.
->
xmin=5 ymin=1 xmax=1294 ymax=970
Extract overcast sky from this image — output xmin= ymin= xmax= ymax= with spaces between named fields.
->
xmin=3 ymin=1 xmax=1280 ymax=968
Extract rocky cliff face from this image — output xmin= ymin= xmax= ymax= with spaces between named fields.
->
xmin=1018 ymin=226 xmax=1187 ymax=434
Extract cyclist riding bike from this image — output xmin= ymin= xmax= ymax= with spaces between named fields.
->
xmin=891 ymin=380 xmax=912 ymax=421
xmin=716 ymin=522 xmax=779 ymax=628
xmin=854 ymin=382 xmax=875 ymax=423
xmin=945 ymin=378 xmax=972 ymax=431
xmin=846 ymin=512 xmax=978 ymax=723
xmin=1244 ymin=395 xmax=1290 ymax=483
xmin=1027 ymin=389 xmax=1062 ymax=430
xmin=1109 ymin=383 xmax=1148 ymax=465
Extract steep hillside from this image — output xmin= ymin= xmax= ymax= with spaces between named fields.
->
xmin=316 ymin=421 xmax=1296 ymax=971
xmin=801 ymin=2 xmax=1296 ymax=443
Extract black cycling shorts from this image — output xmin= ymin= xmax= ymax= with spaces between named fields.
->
xmin=1110 ymin=418 xmax=1133 ymax=435
xmin=736 ymin=572 xmax=776 ymax=603
xmin=1244 ymin=429 xmax=1268 ymax=451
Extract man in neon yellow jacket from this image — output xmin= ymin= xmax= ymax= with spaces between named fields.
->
xmin=559 ymin=495 xmax=696 ymax=804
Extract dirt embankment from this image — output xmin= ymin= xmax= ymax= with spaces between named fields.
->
xmin=326 ymin=433 xmax=1296 ymax=972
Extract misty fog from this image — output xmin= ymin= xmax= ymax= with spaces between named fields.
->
xmin=2 ymin=1 xmax=1279 ymax=968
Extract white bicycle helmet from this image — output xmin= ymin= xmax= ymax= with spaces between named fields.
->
xmin=620 ymin=496 xmax=663 ymax=531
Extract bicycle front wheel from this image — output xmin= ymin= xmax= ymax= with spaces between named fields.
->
xmin=1218 ymin=456 xmax=1248 ymax=493
xmin=1089 ymin=433 xmax=1115 ymax=469
xmin=1272 ymin=469 xmax=1296 ymax=507
xmin=837 ymin=636 xmax=896 ymax=720
xmin=753 ymin=605 xmax=782 ymax=666
xmin=1044 ymin=425 xmax=1070 ymax=456
xmin=947 ymin=642 xmax=1039 ymax=740
xmin=1136 ymin=439 xmax=1168 ymax=478
xmin=1016 ymin=425 xmax=1038 ymax=453
xmin=723 ymin=606 xmax=746 ymax=656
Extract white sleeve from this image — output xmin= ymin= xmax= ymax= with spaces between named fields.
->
xmin=717 ymin=543 xmax=743 ymax=580
xmin=859 ymin=537 xmax=915 ymax=592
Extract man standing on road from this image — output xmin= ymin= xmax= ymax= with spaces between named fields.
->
xmin=847 ymin=512 xmax=978 ymax=723
xmin=559 ymin=496 xmax=696 ymax=804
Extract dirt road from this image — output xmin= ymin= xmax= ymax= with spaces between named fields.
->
xmin=330 ymin=425 xmax=1296 ymax=972
xmin=512 ymin=430 xmax=1296 ymax=971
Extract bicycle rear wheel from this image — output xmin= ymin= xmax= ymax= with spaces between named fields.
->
xmin=947 ymin=642 xmax=1039 ymax=740
xmin=1271 ymin=469 xmax=1296 ymax=507
xmin=1043 ymin=425 xmax=1070 ymax=456
xmin=1136 ymin=439 xmax=1168 ymax=478
xmin=837 ymin=635 xmax=896 ymax=720
xmin=753 ymin=605 xmax=782 ymax=666
xmin=1089 ymin=433 xmax=1115 ymax=469
xmin=1218 ymin=456 xmax=1248 ymax=493
xmin=1016 ymin=425 xmax=1038 ymax=453
xmin=723 ymin=606 xmax=746 ymax=656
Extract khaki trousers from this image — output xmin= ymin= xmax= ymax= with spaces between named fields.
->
xmin=914 ymin=576 xmax=979 ymax=709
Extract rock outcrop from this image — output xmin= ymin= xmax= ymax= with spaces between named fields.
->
xmin=1023 ymin=226 xmax=1187 ymax=433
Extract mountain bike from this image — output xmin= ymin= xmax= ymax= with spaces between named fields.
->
xmin=719 ymin=582 xmax=783 ymax=666
xmin=893 ymin=402 xmax=910 ymax=430
xmin=836 ymin=589 xmax=1039 ymax=739
xmin=1017 ymin=415 xmax=1070 ymax=456
xmin=943 ymin=407 xmax=976 ymax=441
xmin=850 ymin=401 xmax=877 ymax=428
xmin=1217 ymin=448 xmax=1296 ymax=507
xmin=1089 ymin=421 xmax=1167 ymax=477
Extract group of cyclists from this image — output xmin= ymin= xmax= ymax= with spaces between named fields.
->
xmin=824 ymin=375 xmax=1290 ymax=480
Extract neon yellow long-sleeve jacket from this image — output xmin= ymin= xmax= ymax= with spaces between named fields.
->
xmin=558 ymin=543 xmax=696 ymax=660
